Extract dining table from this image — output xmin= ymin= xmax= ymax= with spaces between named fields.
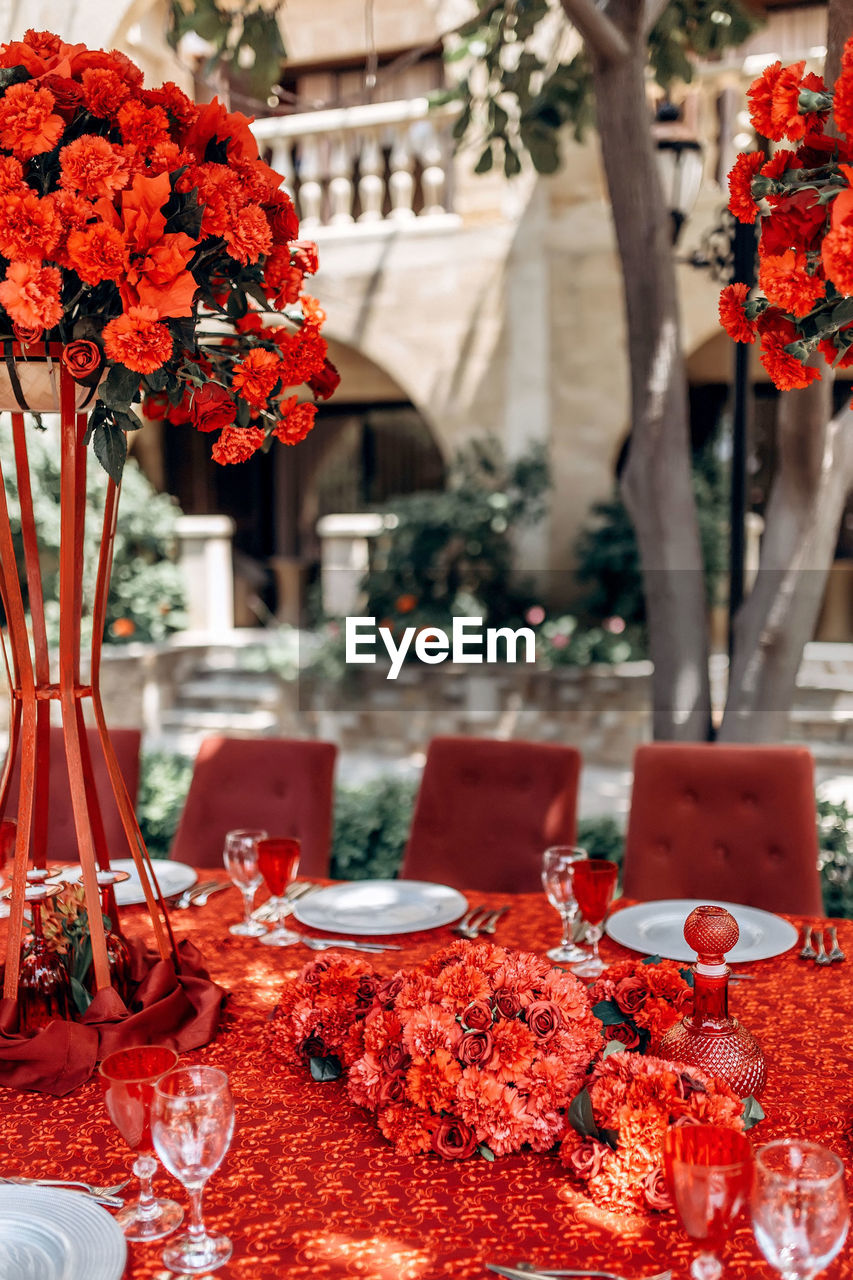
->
xmin=2 ymin=870 xmax=853 ymax=1280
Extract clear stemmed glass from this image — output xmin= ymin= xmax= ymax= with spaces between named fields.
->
xmin=151 ymin=1065 xmax=235 ymax=1274
xmin=752 ymin=1140 xmax=849 ymax=1280
xmin=223 ymin=828 xmax=268 ymax=937
xmin=664 ymin=1124 xmax=754 ymax=1280
xmin=541 ymin=846 xmax=589 ymax=963
xmin=99 ymin=1045 xmax=184 ymax=1241
xmin=569 ymin=858 xmax=619 ymax=979
xmin=258 ymin=837 xmax=302 ymax=947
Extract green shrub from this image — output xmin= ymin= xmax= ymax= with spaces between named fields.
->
xmin=1 ymin=417 xmax=187 ymax=646
xmin=137 ymin=751 xmax=194 ymax=859
xmin=330 ymin=775 xmax=418 ymax=881
xmin=577 ymin=816 xmax=625 ymax=868
xmin=817 ymin=798 xmax=853 ymax=919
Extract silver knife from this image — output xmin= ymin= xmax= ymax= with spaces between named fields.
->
xmin=487 ymin=1268 xmax=631 ymax=1280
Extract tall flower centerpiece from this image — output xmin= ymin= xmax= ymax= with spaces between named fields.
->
xmin=0 ymin=27 xmax=336 ymax=1095
xmin=721 ymin=36 xmax=853 ymax=384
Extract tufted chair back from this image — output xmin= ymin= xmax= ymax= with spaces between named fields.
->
xmin=400 ymin=736 xmax=581 ymax=893
xmin=3 ymin=725 xmax=141 ymax=864
xmin=621 ymin=743 xmax=823 ymax=915
xmin=169 ymin=735 xmax=337 ymax=874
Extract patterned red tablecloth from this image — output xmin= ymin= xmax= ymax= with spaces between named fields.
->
xmin=2 ymin=876 xmax=853 ymax=1280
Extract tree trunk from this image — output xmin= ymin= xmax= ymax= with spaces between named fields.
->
xmin=720 ymin=0 xmax=853 ymax=741
xmin=590 ymin=0 xmax=712 ymax=739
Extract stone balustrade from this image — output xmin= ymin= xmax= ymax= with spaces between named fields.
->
xmin=251 ymin=97 xmax=460 ymax=231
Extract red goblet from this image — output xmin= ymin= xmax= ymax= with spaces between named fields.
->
xmin=257 ymin=837 xmax=301 ymax=947
xmin=664 ymin=1124 xmax=754 ymax=1280
xmin=5 ymin=881 xmax=72 ymax=1032
xmin=75 ymin=868 xmax=134 ymax=1003
xmin=569 ymin=858 xmax=618 ymax=979
xmin=99 ymin=1045 xmax=184 ymax=1241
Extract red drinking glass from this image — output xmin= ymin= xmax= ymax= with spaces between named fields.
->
xmin=664 ymin=1124 xmax=753 ymax=1280
xmin=99 ymin=1045 xmax=184 ymax=1241
xmin=258 ymin=836 xmax=301 ymax=947
xmin=8 ymin=882 xmax=72 ymax=1033
xmin=569 ymin=858 xmax=618 ymax=979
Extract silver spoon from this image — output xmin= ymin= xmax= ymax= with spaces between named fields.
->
xmin=815 ymin=931 xmax=832 ymax=966
xmin=828 ymin=926 xmax=846 ymax=963
xmin=799 ymin=925 xmax=817 ymax=960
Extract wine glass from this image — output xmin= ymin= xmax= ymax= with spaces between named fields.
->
xmin=151 ymin=1065 xmax=235 ymax=1274
xmin=752 ymin=1140 xmax=849 ymax=1280
xmin=541 ymin=846 xmax=588 ymax=963
xmin=99 ymin=1045 xmax=184 ymax=1241
xmin=223 ymin=828 xmax=268 ymax=937
xmin=258 ymin=837 xmax=302 ymax=947
xmin=6 ymin=881 xmax=72 ymax=1032
xmin=569 ymin=858 xmax=619 ymax=979
xmin=664 ymin=1124 xmax=754 ymax=1280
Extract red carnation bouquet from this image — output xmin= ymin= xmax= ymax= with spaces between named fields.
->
xmin=559 ymin=1051 xmax=749 ymax=1215
xmin=270 ymin=941 xmax=602 ymax=1161
xmin=588 ymin=956 xmax=693 ymax=1054
xmin=721 ymin=36 xmax=853 ymax=392
xmin=0 ymin=27 xmax=338 ymax=479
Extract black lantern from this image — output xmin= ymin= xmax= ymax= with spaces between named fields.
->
xmin=653 ymin=102 xmax=704 ymax=244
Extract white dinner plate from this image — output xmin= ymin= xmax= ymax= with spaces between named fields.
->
xmin=0 ymin=1186 xmax=126 ymax=1280
xmin=605 ymin=898 xmax=799 ymax=963
xmin=293 ymin=879 xmax=468 ymax=935
xmin=53 ymin=857 xmax=196 ymax=906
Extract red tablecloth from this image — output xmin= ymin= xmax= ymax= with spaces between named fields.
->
xmin=2 ymin=876 xmax=853 ymax=1280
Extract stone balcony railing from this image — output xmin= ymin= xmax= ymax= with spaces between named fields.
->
xmin=251 ymin=97 xmax=460 ymax=232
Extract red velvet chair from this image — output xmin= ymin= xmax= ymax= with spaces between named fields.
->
xmin=400 ymin=736 xmax=582 ymax=893
xmin=621 ymin=742 xmax=823 ymax=915
xmin=169 ymin=735 xmax=337 ymax=875
xmin=2 ymin=725 xmax=142 ymax=864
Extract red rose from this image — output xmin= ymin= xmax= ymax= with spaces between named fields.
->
xmin=378 ymin=1074 xmax=406 ymax=1106
xmin=355 ymin=974 xmax=379 ymax=1008
xmin=568 ymin=1137 xmax=610 ymax=1179
xmin=431 ymin=1116 xmax=478 ymax=1160
xmin=526 ymin=1000 xmax=563 ymax=1041
xmin=608 ymin=1022 xmax=641 ymax=1051
xmin=380 ymin=1042 xmax=409 ymax=1076
xmin=461 ymin=1000 xmax=493 ymax=1032
xmin=142 ymin=392 xmax=169 ymax=421
xmin=300 ymin=959 xmax=331 ymax=986
xmin=191 ymin=383 xmax=237 ymax=433
xmin=291 ymin=240 xmax=319 ymax=275
xmin=13 ymin=322 xmax=43 ymax=344
xmin=642 ymin=1166 xmax=672 ymax=1212
xmin=61 ymin=338 xmax=102 ymax=384
xmin=614 ymin=975 xmax=647 ymax=1017
xmin=458 ymin=1029 xmax=494 ymax=1067
xmin=376 ymin=973 xmax=404 ymax=1007
xmin=493 ymin=988 xmax=521 ymax=1019
xmin=303 ymin=1033 xmax=326 ymax=1057
xmin=308 ymin=358 xmax=340 ymax=401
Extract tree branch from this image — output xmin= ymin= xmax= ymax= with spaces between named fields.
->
xmin=558 ymin=0 xmax=630 ymax=64
xmin=826 ymin=0 xmax=853 ymax=85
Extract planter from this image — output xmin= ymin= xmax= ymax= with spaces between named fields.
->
xmin=0 ymin=344 xmax=223 ymax=1096
xmin=0 ymin=342 xmax=101 ymax=412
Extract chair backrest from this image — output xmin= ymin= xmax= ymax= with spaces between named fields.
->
xmin=2 ymin=725 xmax=142 ymax=863
xmin=400 ymin=735 xmax=581 ymax=893
xmin=169 ymin=735 xmax=338 ymax=875
xmin=621 ymin=742 xmax=823 ymax=915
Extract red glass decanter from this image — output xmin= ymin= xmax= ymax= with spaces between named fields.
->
xmin=657 ymin=904 xmax=766 ymax=1097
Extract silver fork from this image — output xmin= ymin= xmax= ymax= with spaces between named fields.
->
xmin=0 ymin=1175 xmax=130 ymax=1206
xmin=828 ymin=926 xmax=846 ymax=963
xmin=452 ymin=907 xmax=490 ymax=939
xmin=489 ymin=1265 xmax=671 ymax=1280
xmin=799 ymin=925 xmax=817 ymax=960
xmin=174 ymin=880 xmax=232 ymax=909
xmin=815 ymin=931 xmax=832 ymax=966
xmin=296 ymin=935 xmax=400 ymax=953
xmin=252 ymin=880 xmax=320 ymax=923
xmin=478 ymin=907 xmax=509 ymax=936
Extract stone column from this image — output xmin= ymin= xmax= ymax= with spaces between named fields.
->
xmin=175 ymin=514 xmax=236 ymax=634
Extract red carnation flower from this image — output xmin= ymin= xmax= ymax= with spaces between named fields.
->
xmin=273 ymin=397 xmax=317 ymax=446
xmin=728 ymin=151 xmax=764 ymax=225
xmin=719 ymin=283 xmax=755 ymax=344
xmin=212 ymin=425 xmax=266 ymax=465
xmin=60 ymin=134 xmax=128 ymax=198
xmin=756 ymin=311 xmax=820 ymax=391
xmin=0 ymin=81 xmax=64 ymax=159
xmin=232 ymin=348 xmax=282 ymax=409
xmin=834 ymin=38 xmax=853 ymax=137
xmin=103 ymin=305 xmax=173 ymax=374
xmin=0 ymin=261 xmax=62 ymax=330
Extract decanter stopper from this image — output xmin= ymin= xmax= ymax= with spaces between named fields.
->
xmin=657 ymin=904 xmax=766 ymax=1097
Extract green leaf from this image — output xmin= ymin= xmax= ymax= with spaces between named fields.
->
xmin=70 ymin=975 xmax=92 ymax=1014
xmin=113 ymin=408 xmax=145 ymax=432
xmin=568 ymin=1087 xmax=599 ymax=1140
xmin=452 ymin=101 xmax=472 ymax=141
xmin=92 ymin=422 xmax=127 ymax=485
xmin=599 ymin=1126 xmax=619 ymax=1151
xmin=592 ymin=999 xmax=628 ymax=1027
xmin=0 ymin=66 xmax=31 ymax=92
xmin=309 ymin=1054 xmax=342 ymax=1082
xmin=642 ymin=954 xmax=663 ymax=965
xmin=742 ymin=1095 xmax=765 ymax=1130
xmin=226 ymin=289 xmax=248 ymax=320
xmin=99 ymin=363 xmax=141 ymax=409
xmin=478 ymin=1142 xmax=496 ymax=1162
xmin=235 ymin=396 xmax=251 ymax=428
xmin=602 ymin=1039 xmax=627 ymax=1058
xmin=832 ymin=299 xmax=853 ymax=328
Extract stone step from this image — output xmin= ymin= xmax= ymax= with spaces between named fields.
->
xmin=176 ymin=676 xmax=282 ymax=706
xmin=159 ymin=707 xmax=280 ymax=734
